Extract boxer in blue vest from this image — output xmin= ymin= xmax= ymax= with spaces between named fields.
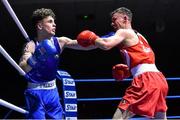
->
xmin=19 ymin=8 xmax=98 ymax=119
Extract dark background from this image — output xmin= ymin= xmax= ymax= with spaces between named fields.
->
xmin=0 ymin=0 xmax=180 ymax=119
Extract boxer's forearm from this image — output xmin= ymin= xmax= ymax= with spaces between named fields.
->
xmin=95 ymin=38 xmax=111 ymax=50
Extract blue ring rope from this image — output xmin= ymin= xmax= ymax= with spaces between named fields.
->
xmin=167 ymin=116 xmax=180 ymax=119
xmin=77 ymin=95 xmax=180 ymax=101
xmin=75 ymin=77 xmax=180 ymax=82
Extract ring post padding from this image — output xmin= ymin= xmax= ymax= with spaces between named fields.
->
xmin=56 ymin=70 xmax=77 ymax=120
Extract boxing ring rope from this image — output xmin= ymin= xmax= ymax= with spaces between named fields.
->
xmin=0 ymin=45 xmax=26 ymax=76
xmin=77 ymin=95 xmax=180 ymax=102
xmin=1 ymin=0 xmax=30 ymax=41
xmin=0 ymin=99 xmax=28 ymax=114
xmin=75 ymin=77 xmax=180 ymax=82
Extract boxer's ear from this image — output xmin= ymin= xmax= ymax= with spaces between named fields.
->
xmin=37 ymin=22 xmax=43 ymax=30
xmin=123 ymin=16 xmax=128 ymax=23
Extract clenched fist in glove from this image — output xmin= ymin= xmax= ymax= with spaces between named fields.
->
xmin=77 ymin=30 xmax=99 ymax=47
xmin=27 ymin=39 xmax=58 ymax=68
xmin=112 ymin=64 xmax=131 ymax=81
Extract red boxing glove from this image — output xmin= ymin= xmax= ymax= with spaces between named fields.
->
xmin=77 ymin=30 xmax=99 ymax=47
xmin=112 ymin=64 xmax=131 ymax=81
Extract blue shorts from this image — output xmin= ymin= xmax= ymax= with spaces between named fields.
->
xmin=24 ymin=88 xmax=63 ymax=119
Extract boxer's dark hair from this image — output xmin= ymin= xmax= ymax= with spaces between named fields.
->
xmin=110 ymin=7 xmax=132 ymax=22
xmin=31 ymin=8 xmax=55 ymax=27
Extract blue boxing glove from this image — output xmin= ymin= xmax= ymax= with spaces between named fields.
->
xmin=27 ymin=39 xmax=58 ymax=68
xmin=100 ymin=32 xmax=115 ymax=38
xmin=35 ymin=39 xmax=58 ymax=61
xmin=27 ymin=55 xmax=38 ymax=68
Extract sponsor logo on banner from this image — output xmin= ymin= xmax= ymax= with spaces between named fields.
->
xmin=64 ymin=91 xmax=77 ymax=98
xmin=65 ymin=104 xmax=77 ymax=112
xmin=58 ymin=71 xmax=71 ymax=77
xmin=66 ymin=117 xmax=77 ymax=120
xmin=63 ymin=78 xmax=75 ymax=86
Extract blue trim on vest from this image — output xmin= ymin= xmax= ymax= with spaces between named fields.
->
xmin=53 ymin=37 xmax=61 ymax=53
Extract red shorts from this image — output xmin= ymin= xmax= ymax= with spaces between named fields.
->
xmin=118 ymin=72 xmax=168 ymax=118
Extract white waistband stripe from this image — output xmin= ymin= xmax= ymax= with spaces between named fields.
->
xmin=131 ymin=64 xmax=159 ymax=77
xmin=28 ymin=80 xmax=56 ymax=90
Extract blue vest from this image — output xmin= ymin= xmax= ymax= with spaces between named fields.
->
xmin=27 ymin=37 xmax=61 ymax=83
